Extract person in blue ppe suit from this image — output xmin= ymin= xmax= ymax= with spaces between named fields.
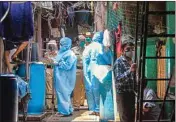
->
xmin=83 ymin=32 xmax=112 ymax=116
xmin=52 ymin=37 xmax=77 ymax=117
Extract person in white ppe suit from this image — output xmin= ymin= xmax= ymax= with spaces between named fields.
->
xmin=82 ymin=31 xmax=112 ymax=116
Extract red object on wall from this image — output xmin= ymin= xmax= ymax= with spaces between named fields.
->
xmin=115 ymin=22 xmax=122 ymax=57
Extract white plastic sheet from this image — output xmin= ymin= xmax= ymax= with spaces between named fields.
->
xmin=92 ymin=64 xmax=112 ymax=83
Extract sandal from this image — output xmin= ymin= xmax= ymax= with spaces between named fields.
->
xmin=74 ymin=107 xmax=80 ymax=111
xmin=89 ymin=112 xmax=96 ymax=115
xmin=95 ymin=112 xmax=100 ymax=116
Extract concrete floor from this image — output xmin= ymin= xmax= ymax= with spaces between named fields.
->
xmin=19 ymin=110 xmax=120 ymax=122
xmin=43 ymin=110 xmax=99 ymax=122
xmin=19 ymin=99 xmax=120 ymax=122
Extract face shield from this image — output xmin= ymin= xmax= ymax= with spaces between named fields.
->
xmin=46 ymin=40 xmax=58 ymax=53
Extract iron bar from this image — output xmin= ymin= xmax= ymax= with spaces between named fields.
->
xmin=136 ymin=1 xmax=145 ymax=121
xmin=170 ymin=104 xmax=175 ymax=122
xmin=139 ymin=2 xmax=149 ymax=122
xmin=148 ymin=11 xmax=175 ymax=15
xmin=135 ymin=2 xmax=140 ymax=121
xmin=142 ymin=99 xmax=175 ymax=102
xmin=139 ymin=120 xmax=172 ymax=122
xmin=134 ymin=1 xmax=139 ymax=94
xmin=136 ymin=2 xmax=175 ymax=122
xmin=148 ymin=34 xmax=175 ymax=37
xmin=158 ymin=74 xmax=174 ymax=121
xmin=145 ymin=56 xmax=175 ymax=59
xmin=26 ymin=41 xmax=30 ymax=82
xmin=145 ymin=78 xmax=171 ymax=81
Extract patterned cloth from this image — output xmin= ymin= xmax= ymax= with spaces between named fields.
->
xmin=16 ymin=75 xmax=29 ymax=99
xmin=143 ymin=88 xmax=161 ymax=120
xmin=113 ymin=55 xmax=135 ymax=93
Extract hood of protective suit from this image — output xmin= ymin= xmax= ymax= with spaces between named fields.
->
xmin=92 ymin=31 xmax=104 ymax=43
xmin=59 ymin=37 xmax=72 ymax=53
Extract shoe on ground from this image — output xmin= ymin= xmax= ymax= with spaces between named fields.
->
xmin=95 ymin=112 xmax=100 ymax=116
xmin=89 ymin=112 xmax=96 ymax=115
xmin=56 ymin=112 xmax=72 ymax=117
xmin=74 ymin=107 xmax=80 ymax=111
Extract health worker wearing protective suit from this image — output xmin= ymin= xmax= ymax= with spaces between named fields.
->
xmin=83 ymin=31 xmax=111 ymax=116
xmin=52 ymin=37 xmax=77 ymax=117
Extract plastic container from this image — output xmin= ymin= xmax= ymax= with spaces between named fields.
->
xmin=0 ymin=74 xmax=18 ymax=122
xmin=16 ymin=63 xmax=46 ymax=114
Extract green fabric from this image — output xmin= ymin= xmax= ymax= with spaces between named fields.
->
xmin=145 ymin=38 xmax=157 ymax=92
xmin=165 ymin=1 xmax=175 ymax=119
xmin=166 ymin=1 xmax=175 ymax=93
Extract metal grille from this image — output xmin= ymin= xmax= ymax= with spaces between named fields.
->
xmin=107 ymin=2 xmax=167 ymax=38
xmin=107 ymin=2 xmax=143 ymax=38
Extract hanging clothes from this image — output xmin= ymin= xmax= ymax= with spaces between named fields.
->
xmin=1 ymin=2 xmax=34 ymax=42
xmin=16 ymin=75 xmax=29 ymax=99
xmin=94 ymin=2 xmax=106 ymax=32
xmin=115 ymin=22 xmax=122 ymax=58
xmin=88 ymin=12 xmax=93 ymax=26
xmin=52 ymin=37 xmax=77 ymax=115
xmin=76 ymin=10 xmax=90 ymax=25
xmin=67 ymin=6 xmax=75 ymax=27
xmin=103 ymin=29 xmax=111 ymax=48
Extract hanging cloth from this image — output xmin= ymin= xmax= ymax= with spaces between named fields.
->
xmin=67 ymin=6 xmax=75 ymax=27
xmin=2 ymin=2 xmax=34 ymax=42
xmin=103 ymin=29 xmax=111 ymax=47
xmin=77 ymin=9 xmax=90 ymax=25
xmin=115 ymin=22 xmax=122 ymax=57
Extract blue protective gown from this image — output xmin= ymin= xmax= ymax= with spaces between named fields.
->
xmin=82 ymin=45 xmax=94 ymax=111
xmin=53 ymin=37 xmax=77 ymax=115
xmin=98 ymin=47 xmax=114 ymax=121
xmin=83 ymin=32 xmax=112 ymax=113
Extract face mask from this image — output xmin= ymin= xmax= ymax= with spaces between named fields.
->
xmin=59 ymin=45 xmax=68 ymax=52
xmin=125 ymin=51 xmax=135 ymax=59
xmin=85 ymin=37 xmax=91 ymax=43
xmin=79 ymin=41 xmax=85 ymax=48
